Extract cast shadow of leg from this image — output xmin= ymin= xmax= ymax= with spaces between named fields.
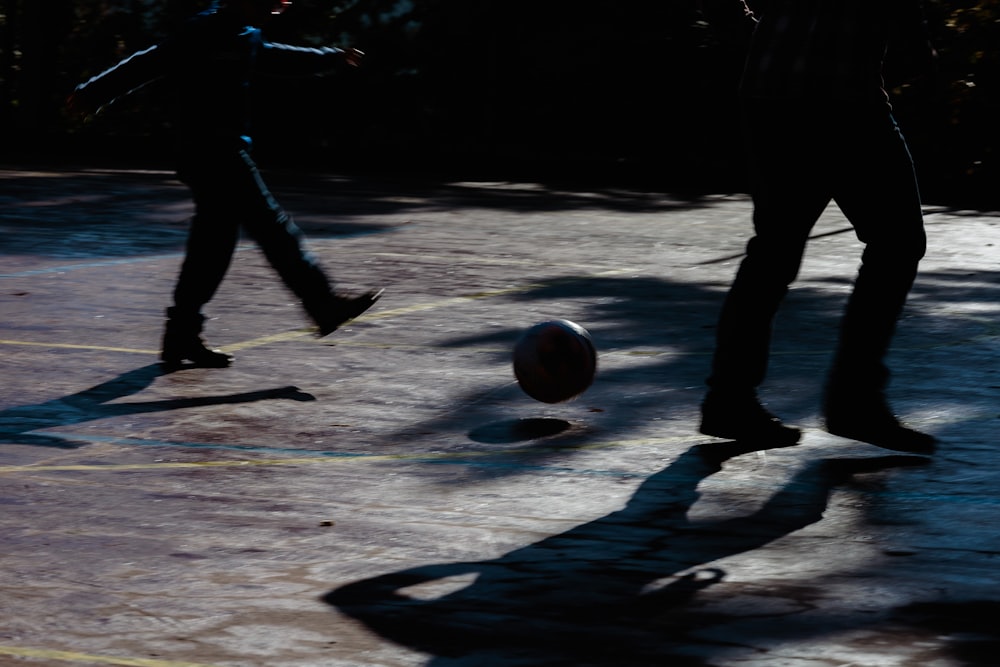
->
xmin=325 ymin=440 xmax=928 ymax=666
xmin=0 ymin=363 xmax=315 ymax=449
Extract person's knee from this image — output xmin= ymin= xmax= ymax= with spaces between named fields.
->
xmin=866 ymin=225 xmax=927 ymax=266
xmin=743 ymin=234 xmax=808 ymax=286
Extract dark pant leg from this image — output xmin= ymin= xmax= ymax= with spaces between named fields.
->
xmin=171 ymin=159 xmax=242 ymax=316
xmin=175 ymin=149 xmax=336 ymax=322
xmin=228 ymin=150 xmax=336 ymax=321
xmin=828 ymin=111 xmax=927 ymax=391
xmin=707 ymin=103 xmax=831 ymax=393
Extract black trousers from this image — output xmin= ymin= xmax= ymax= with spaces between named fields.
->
xmin=707 ymin=98 xmax=927 ymax=395
xmin=171 ymin=147 xmax=335 ymax=323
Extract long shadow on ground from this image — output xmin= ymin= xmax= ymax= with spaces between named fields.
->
xmin=0 ymin=364 xmax=315 ymax=449
xmin=326 ymin=442 xmax=929 ymax=666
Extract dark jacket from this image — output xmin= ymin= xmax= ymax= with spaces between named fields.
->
xmin=75 ymin=5 xmax=350 ymax=152
xmin=701 ymin=0 xmax=935 ymax=104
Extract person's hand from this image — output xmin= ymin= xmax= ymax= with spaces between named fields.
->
xmin=343 ymin=47 xmax=364 ymax=68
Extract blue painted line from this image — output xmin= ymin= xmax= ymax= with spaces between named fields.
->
xmin=0 ymin=254 xmax=183 ymax=279
xmin=0 ymin=429 xmax=360 ymax=457
xmin=0 ymin=429 xmax=637 ymax=477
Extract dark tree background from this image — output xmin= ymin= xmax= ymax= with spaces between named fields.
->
xmin=1 ymin=0 xmax=998 ymax=207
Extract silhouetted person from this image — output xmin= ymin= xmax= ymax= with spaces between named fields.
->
xmin=698 ymin=0 xmax=937 ymax=454
xmin=68 ymin=0 xmax=382 ymax=371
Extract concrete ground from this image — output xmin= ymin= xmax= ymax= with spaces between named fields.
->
xmin=0 ymin=164 xmax=998 ymax=667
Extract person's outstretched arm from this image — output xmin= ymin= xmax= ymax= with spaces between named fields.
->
xmin=67 ymin=44 xmax=167 ymax=118
xmin=257 ymin=41 xmax=364 ymax=77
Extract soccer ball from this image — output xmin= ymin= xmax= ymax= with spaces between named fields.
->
xmin=512 ymin=319 xmax=597 ymax=403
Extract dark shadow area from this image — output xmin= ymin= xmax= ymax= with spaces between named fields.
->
xmin=892 ymin=600 xmax=1000 ymax=666
xmin=4 ymin=1 xmax=999 ymax=209
xmin=0 ymin=167 xmax=723 ymax=263
xmin=0 ymin=169 xmax=402 ymax=260
xmin=468 ymin=418 xmax=573 ymax=445
xmin=0 ymin=363 xmax=315 ymax=449
xmin=326 ymin=442 xmax=929 ymax=666
xmin=266 ymin=169 xmax=722 ymax=215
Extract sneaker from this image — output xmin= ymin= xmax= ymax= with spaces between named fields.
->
xmin=316 ymin=288 xmax=384 ymax=337
xmin=824 ymin=392 xmax=936 ymax=455
xmin=699 ymin=390 xmax=801 ymax=445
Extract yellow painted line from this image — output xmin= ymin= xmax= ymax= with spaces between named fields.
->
xmin=316 ymin=270 xmax=633 ymax=324
xmin=0 ymin=340 xmax=155 ymax=355
xmin=0 ymin=267 xmax=639 ymax=355
xmin=369 ymin=251 xmax=636 ymax=273
xmin=337 ymin=339 xmax=508 ymax=352
xmin=0 ymin=645 xmax=219 ymax=667
xmin=218 ymin=328 xmax=311 ymax=351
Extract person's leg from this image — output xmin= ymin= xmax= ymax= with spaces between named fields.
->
xmin=706 ymin=205 xmax=827 ymax=392
xmin=171 ymin=194 xmax=240 ymax=315
xmin=701 ymin=102 xmax=829 ymax=444
xmin=232 ymin=150 xmax=381 ymax=335
xmin=161 ymin=156 xmax=242 ymax=369
xmin=825 ymin=110 xmax=934 ymax=453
